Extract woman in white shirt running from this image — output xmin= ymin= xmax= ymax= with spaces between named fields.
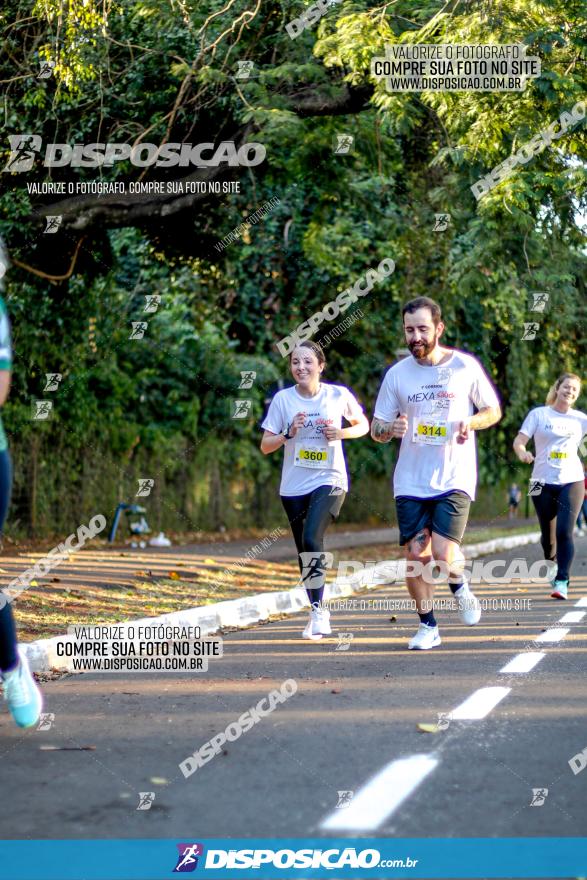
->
xmin=261 ymin=341 xmax=369 ymax=639
xmin=513 ymin=373 xmax=587 ymax=599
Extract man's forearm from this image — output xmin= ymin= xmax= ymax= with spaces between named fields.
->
xmin=371 ymin=417 xmax=394 ymax=443
xmin=468 ymin=406 xmax=501 ymax=431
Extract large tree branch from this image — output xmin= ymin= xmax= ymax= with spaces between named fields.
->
xmin=286 ymin=82 xmax=373 ymax=117
xmin=32 ymin=163 xmax=229 ymax=231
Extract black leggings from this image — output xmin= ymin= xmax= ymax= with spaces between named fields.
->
xmin=532 ymin=480 xmax=584 ymax=582
xmin=281 ymin=485 xmax=346 ymax=606
xmin=0 ymin=448 xmax=16 ymax=671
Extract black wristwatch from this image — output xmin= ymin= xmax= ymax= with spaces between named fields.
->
xmin=283 ymin=428 xmax=293 ymax=440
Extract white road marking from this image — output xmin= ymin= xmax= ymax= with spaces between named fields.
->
xmin=535 ymin=628 xmax=570 ymax=643
xmin=323 ymin=595 xmax=584 ymax=833
xmin=450 ymin=686 xmax=511 ymax=720
xmin=320 ymin=754 xmax=438 ymax=831
xmin=558 ymin=611 xmax=586 ymax=624
xmin=500 ymin=652 xmax=545 ymax=674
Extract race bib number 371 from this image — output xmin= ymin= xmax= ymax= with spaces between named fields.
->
xmin=294 ymin=444 xmax=334 ymax=469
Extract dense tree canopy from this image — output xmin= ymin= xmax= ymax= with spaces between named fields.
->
xmin=0 ymin=0 xmax=585 ymax=535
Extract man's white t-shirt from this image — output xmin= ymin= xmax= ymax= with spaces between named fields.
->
xmin=519 ymin=406 xmax=587 ymax=486
xmin=373 ymin=350 xmax=500 ymax=500
xmin=261 ymin=383 xmax=364 ymax=497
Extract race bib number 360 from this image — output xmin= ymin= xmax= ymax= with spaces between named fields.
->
xmin=294 ymin=444 xmax=334 ymax=469
xmin=413 ymin=421 xmax=448 ymax=445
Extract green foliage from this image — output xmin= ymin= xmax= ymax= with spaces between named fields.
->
xmin=0 ymin=0 xmax=585 ymax=534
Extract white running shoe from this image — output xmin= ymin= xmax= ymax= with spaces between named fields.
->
xmin=302 ymin=609 xmax=322 ymax=640
xmin=408 ymin=623 xmax=441 ymax=650
xmin=454 ymin=582 xmax=482 ymax=625
xmin=316 ymin=607 xmax=332 ymax=635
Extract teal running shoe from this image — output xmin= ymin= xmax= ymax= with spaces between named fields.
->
xmin=550 ymin=579 xmax=569 ymax=600
xmin=2 ymin=651 xmax=43 ymax=728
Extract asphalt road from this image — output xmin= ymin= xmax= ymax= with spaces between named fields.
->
xmin=1 ymin=538 xmax=586 ymax=859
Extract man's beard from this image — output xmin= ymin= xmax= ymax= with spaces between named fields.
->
xmin=408 ymin=338 xmax=436 ymax=358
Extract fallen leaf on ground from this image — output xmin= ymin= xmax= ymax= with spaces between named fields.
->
xmin=204 ymin=558 xmax=216 ymax=565
xmin=149 ymin=777 xmax=168 ymax=785
xmin=331 ymin=689 xmax=341 ymax=694
xmin=168 ymin=571 xmax=181 ymax=580
xmin=417 ymin=723 xmax=439 ymax=733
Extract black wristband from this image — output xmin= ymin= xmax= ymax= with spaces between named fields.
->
xmin=283 ymin=429 xmax=292 ymax=440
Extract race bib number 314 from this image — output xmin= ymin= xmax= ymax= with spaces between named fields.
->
xmin=413 ymin=421 xmax=448 ymax=445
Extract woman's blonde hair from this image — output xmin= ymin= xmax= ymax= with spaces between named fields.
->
xmin=545 ymin=372 xmax=582 ymax=406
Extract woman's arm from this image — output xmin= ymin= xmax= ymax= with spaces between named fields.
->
xmin=324 ymin=414 xmax=370 ymax=442
xmin=260 ymin=429 xmax=287 ymax=455
xmin=341 ymin=414 xmax=370 ymax=440
xmin=513 ymin=431 xmax=534 ymax=464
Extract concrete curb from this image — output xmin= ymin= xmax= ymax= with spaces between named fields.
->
xmin=22 ymin=530 xmax=541 ymax=673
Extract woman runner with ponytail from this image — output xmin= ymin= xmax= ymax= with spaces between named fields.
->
xmin=261 ymin=341 xmax=369 ymax=639
xmin=513 ymin=373 xmax=587 ymax=599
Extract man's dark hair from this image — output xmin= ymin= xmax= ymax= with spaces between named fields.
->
xmin=402 ymin=296 xmax=442 ymax=327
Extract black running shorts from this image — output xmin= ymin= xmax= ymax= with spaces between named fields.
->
xmin=395 ymin=491 xmax=471 ymax=546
